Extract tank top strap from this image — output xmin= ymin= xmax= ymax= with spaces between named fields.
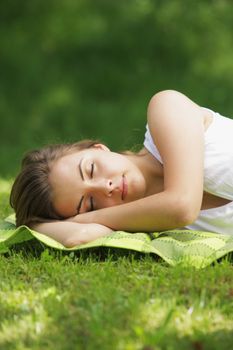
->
xmin=143 ymin=124 xmax=163 ymax=164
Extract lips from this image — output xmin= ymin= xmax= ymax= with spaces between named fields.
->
xmin=121 ymin=175 xmax=128 ymax=200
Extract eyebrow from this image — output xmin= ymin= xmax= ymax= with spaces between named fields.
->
xmin=77 ymin=158 xmax=84 ymax=214
xmin=78 ymin=157 xmax=84 ymax=181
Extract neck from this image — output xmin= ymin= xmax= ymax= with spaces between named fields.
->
xmin=127 ymin=147 xmax=164 ymax=197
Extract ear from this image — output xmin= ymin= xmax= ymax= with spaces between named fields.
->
xmin=93 ymin=143 xmax=110 ymax=152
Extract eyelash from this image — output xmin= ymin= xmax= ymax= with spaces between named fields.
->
xmin=90 ymin=163 xmax=94 ymax=179
xmin=90 ymin=197 xmax=94 ymax=212
xmin=90 ymin=163 xmax=95 ymax=211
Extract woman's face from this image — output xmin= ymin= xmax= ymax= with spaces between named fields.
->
xmin=49 ymin=144 xmax=147 ymax=218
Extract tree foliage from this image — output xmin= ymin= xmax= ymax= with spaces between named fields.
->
xmin=1 ymin=0 xmax=233 ymax=175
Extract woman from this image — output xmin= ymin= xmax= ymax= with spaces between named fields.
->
xmin=10 ymin=90 xmax=233 ymax=247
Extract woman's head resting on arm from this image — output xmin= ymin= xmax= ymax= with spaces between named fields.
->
xmin=10 ymin=140 xmax=149 ymax=227
xmin=10 ymin=140 xmax=99 ymax=227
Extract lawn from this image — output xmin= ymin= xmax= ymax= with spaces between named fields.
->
xmin=0 ymin=179 xmax=233 ymax=350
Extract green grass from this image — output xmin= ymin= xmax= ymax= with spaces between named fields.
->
xmin=0 ymin=179 xmax=233 ymax=350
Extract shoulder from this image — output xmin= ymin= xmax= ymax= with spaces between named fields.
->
xmin=145 ymin=90 xmax=206 ymax=220
xmin=148 ymin=89 xmax=197 ymax=102
xmin=149 ymin=89 xmax=185 ymax=101
xmin=147 ymin=89 xmax=201 ymax=115
xmin=146 ymin=90 xmax=205 ymax=132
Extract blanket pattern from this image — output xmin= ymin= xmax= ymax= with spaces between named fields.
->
xmin=1 ymin=217 xmax=233 ymax=268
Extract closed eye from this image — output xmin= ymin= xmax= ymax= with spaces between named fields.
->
xmin=90 ymin=197 xmax=94 ymax=211
xmin=89 ymin=163 xmax=95 ymax=211
xmin=90 ymin=163 xmax=94 ymax=178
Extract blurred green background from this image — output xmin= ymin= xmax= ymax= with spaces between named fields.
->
xmin=1 ymin=0 xmax=233 ymax=177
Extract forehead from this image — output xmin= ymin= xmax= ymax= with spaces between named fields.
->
xmin=48 ymin=152 xmax=82 ymax=216
xmin=50 ymin=149 xmax=88 ymax=183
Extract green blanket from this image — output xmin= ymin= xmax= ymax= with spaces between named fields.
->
xmin=1 ymin=216 xmax=233 ymax=268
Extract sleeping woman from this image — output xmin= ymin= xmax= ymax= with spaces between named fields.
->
xmin=10 ymin=90 xmax=233 ymax=247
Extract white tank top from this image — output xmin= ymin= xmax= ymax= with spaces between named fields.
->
xmin=143 ymin=108 xmax=233 ymax=235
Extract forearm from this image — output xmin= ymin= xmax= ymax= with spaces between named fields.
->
xmin=32 ymin=221 xmax=113 ymax=247
xmin=69 ymin=191 xmax=197 ymax=232
xmin=65 ymin=223 xmax=113 ymax=247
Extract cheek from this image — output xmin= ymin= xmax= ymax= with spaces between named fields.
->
xmin=131 ymin=177 xmax=146 ymax=200
xmin=95 ymin=195 xmax=120 ymax=210
xmin=53 ymin=201 xmax=75 ymax=218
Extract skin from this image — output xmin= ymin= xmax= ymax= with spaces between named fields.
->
xmin=33 ymin=90 xmax=231 ymax=247
xmin=64 ymin=90 xmax=205 ymax=231
xmin=49 ymin=145 xmax=157 ymax=218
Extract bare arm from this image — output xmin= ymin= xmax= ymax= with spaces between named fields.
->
xmin=32 ymin=221 xmax=113 ymax=248
xmin=67 ymin=90 xmax=205 ymax=232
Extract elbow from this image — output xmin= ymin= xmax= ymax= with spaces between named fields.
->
xmin=63 ymin=237 xmax=83 ymax=248
xmin=63 ymin=227 xmax=89 ymax=248
xmin=176 ymin=211 xmax=198 ymax=228
xmin=172 ymin=197 xmax=200 ymax=228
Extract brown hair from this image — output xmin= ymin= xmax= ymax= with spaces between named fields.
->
xmin=10 ymin=140 xmax=101 ymax=227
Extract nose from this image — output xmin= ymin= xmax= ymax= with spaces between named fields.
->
xmin=85 ymin=178 xmax=117 ymax=197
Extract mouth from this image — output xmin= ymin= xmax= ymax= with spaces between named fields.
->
xmin=121 ymin=175 xmax=128 ymax=200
